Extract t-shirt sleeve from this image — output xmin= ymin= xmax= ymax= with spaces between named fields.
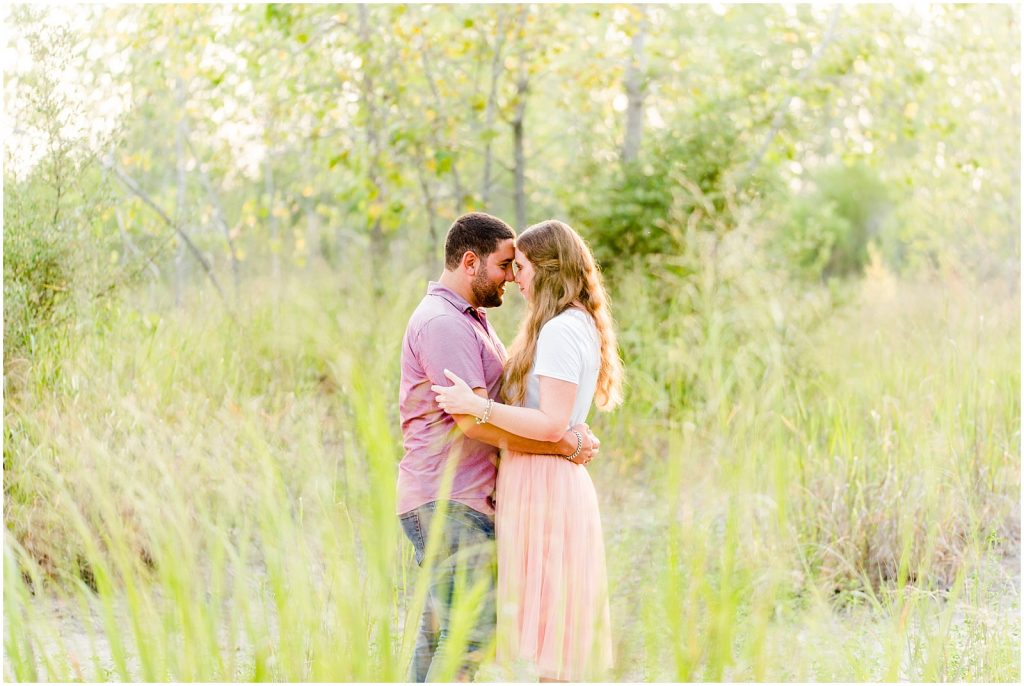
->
xmin=533 ymin=315 xmax=588 ymax=385
xmin=416 ymin=315 xmax=487 ymax=390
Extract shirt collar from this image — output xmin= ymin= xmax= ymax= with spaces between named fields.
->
xmin=427 ymin=281 xmax=486 ymax=319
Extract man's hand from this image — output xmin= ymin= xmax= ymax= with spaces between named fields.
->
xmin=565 ymin=423 xmax=600 ymax=465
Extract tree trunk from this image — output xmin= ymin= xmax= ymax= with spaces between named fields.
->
xmin=512 ymin=72 xmax=529 ymax=229
xmin=420 ymin=37 xmax=467 ymax=213
xmin=358 ymin=4 xmax=387 ymax=279
xmin=480 ymin=10 xmax=509 ymax=206
xmin=116 ymin=206 xmax=160 ymax=306
xmin=511 ymin=8 xmax=530 ymax=229
xmin=302 ymin=142 xmax=321 ymax=270
xmin=185 ymin=137 xmax=240 ymax=298
xmin=415 ymin=154 xmax=441 ymax=273
xmin=621 ymin=5 xmax=648 ymax=164
xmin=263 ymin=143 xmax=280 ymax=285
xmin=174 ymin=78 xmax=189 ymax=306
xmin=512 ymin=119 xmax=526 ymax=229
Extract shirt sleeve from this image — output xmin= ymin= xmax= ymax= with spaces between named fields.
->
xmin=533 ymin=315 xmax=588 ymax=385
xmin=416 ymin=314 xmax=487 ymax=390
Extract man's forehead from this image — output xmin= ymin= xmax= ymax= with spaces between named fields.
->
xmin=490 ymin=238 xmax=515 ymax=262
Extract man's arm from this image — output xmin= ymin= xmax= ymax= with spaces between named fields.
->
xmin=459 ymin=414 xmax=571 ymax=454
xmin=452 ymin=389 xmax=599 ymax=464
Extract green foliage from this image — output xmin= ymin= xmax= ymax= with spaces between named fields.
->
xmin=777 ymin=162 xmax=891 ymax=280
xmin=610 ymin=206 xmax=832 ymax=432
xmin=816 ymin=163 xmax=891 ymax=276
xmin=3 ymin=179 xmax=77 ymax=384
xmin=3 ymin=164 xmax=126 ymax=401
xmin=575 ymin=110 xmax=752 ymax=269
xmin=776 ymin=196 xmax=847 ymax=279
xmin=8 ymin=4 xmax=1018 ymax=292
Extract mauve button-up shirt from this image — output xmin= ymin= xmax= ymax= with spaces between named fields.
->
xmin=396 ymin=282 xmax=507 ymax=516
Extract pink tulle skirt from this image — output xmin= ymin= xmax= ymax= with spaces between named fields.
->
xmin=495 ymin=450 xmax=613 ymax=681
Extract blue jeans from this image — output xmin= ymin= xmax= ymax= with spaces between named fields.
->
xmin=399 ymin=501 xmax=496 ymax=682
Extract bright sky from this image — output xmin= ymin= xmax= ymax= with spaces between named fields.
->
xmin=3 ymin=4 xmax=134 ymax=181
xmin=2 ymin=4 xmax=268 ymax=185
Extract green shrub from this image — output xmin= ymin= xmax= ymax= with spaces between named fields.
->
xmin=573 ymin=107 xmax=764 ymax=270
xmin=3 ymin=178 xmax=78 ymax=387
xmin=777 ymin=162 xmax=891 ymax=280
xmin=776 ymin=196 xmax=848 ymax=280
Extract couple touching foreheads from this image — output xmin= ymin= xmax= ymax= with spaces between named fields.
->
xmin=397 ymin=212 xmax=623 ymax=682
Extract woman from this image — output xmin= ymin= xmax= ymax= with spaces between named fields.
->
xmin=432 ymin=219 xmax=624 ymax=681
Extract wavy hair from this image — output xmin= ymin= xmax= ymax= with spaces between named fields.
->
xmin=502 ymin=220 xmax=624 ymax=411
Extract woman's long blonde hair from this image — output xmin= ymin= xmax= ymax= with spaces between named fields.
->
xmin=502 ymin=220 xmax=624 ymax=410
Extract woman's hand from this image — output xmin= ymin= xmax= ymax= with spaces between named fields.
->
xmin=432 ymin=369 xmax=489 ymax=417
xmin=568 ymin=423 xmax=599 ymax=465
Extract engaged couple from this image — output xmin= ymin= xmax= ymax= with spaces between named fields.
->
xmin=397 ymin=212 xmax=624 ymax=682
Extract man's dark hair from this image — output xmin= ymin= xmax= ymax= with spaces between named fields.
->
xmin=444 ymin=212 xmax=515 ymax=269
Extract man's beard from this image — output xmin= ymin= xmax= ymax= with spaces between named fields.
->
xmin=471 ymin=273 xmax=504 ymax=308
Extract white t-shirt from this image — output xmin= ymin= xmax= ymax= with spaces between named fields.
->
xmin=524 ymin=308 xmax=600 ymax=427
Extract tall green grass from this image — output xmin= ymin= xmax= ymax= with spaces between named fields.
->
xmin=3 ymin=244 xmax=1019 ymax=681
xmin=5 ymin=266 xmax=421 ymax=680
xmin=597 ymin=234 xmax=1019 ymax=680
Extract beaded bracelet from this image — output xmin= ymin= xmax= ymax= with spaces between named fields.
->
xmin=476 ymin=398 xmax=494 ymax=425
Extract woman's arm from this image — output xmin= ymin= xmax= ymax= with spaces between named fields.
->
xmin=444 ymin=386 xmax=599 ymax=463
xmin=432 ymin=368 xmax=577 ymax=442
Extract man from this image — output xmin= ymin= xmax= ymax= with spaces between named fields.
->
xmin=397 ymin=212 xmax=598 ymax=682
